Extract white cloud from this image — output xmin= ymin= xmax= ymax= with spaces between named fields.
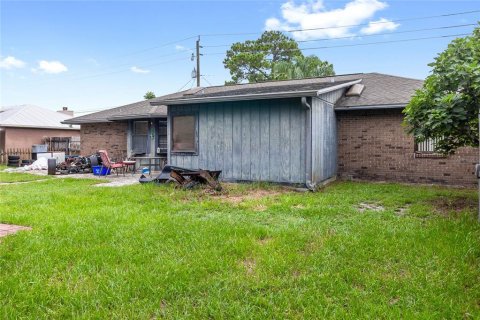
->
xmin=175 ymin=44 xmax=186 ymax=51
xmin=0 ymin=56 xmax=26 ymax=69
xmin=360 ymin=18 xmax=399 ymax=34
xmin=264 ymin=0 xmax=393 ymax=40
xmin=37 ymin=60 xmax=68 ymax=74
xmin=130 ymin=66 xmax=150 ymax=74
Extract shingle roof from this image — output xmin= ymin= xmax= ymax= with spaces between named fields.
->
xmin=163 ymin=79 xmax=357 ymax=101
xmin=335 ymin=73 xmax=423 ymax=108
xmin=153 ymin=72 xmax=422 ymax=107
xmin=0 ymin=105 xmax=79 ymax=130
xmin=63 ymin=96 xmax=176 ymax=124
xmin=64 ymin=73 xmax=423 ymax=124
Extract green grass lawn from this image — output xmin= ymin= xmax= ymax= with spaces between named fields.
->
xmin=0 ymin=174 xmax=479 ymax=319
xmin=0 ymin=171 xmax=52 ymax=183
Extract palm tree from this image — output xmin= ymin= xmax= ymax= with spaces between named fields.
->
xmin=272 ymin=55 xmax=335 ymax=80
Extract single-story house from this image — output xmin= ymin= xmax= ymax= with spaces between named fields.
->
xmin=61 ymin=95 xmax=181 ymax=161
xmin=0 ymin=105 xmax=80 ymax=151
xmin=64 ymin=73 xmax=478 ymax=187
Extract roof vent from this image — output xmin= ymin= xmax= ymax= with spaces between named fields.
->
xmin=183 ymin=87 xmax=204 ymax=96
xmin=345 ymin=83 xmax=365 ymax=97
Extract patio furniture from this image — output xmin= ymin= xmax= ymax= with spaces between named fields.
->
xmin=131 ymin=156 xmax=167 ymax=176
xmin=122 ymin=160 xmax=137 ymax=175
xmin=98 ymin=150 xmax=126 ymax=176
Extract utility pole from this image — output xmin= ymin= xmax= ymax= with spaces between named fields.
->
xmin=196 ymin=36 xmax=202 ymax=87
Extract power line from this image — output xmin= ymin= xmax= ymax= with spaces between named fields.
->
xmin=203 ymin=33 xmax=471 ymax=56
xmin=202 ymin=23 xmax=477 ymax=48
xmin=201 ymin=76 xmax=213 ymax=86
xmin=177 ymin=78 xmax=195 ymax=92
xmin=200 ymin=9 xmax=480 ymax=37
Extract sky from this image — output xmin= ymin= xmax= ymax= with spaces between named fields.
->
xmin=0 ymin=0 xmax=479 ymax=115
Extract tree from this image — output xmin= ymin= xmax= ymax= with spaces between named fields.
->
xmin=144 ymin=91 xmax=156 ymax=99
xmin=272 ymin=55 xmax=335 ymax=80
xmin=404 ymin=25 xmax=480 ymax=155
xmin=223 ymin=31 xmax=302 ymax=84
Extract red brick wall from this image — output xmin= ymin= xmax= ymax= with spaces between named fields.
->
xmin=80 ymin=122 xmax=127 ymax=160
xmin=337 ymin=109 xmax=478 ymax=187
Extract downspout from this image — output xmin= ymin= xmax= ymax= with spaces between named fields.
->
xmin=302 ymin=97 xmax=315 ymax=191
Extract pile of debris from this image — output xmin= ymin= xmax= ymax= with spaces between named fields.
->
xmin=139 ymin=165 xmax=222 ymax=191
xmin=56 ymin=156 xmax=93 ymax=174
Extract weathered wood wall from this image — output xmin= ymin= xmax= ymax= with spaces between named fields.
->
xmin=310 ymin=91 xmax=342 ymax=184
xmin=168 ymin=98 xmax=307 ymax=183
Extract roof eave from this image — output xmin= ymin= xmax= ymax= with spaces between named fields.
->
xmin=107 ymin=113 xmax=167 ymax=121
xmin=335 ymin=103 xmax=407 ymax=111
xmin=152 ymin=80 xmax=361 ymax=106
xmin=61 ymin=119 xmax=112 ymax=124
xmin=1 ymin=124 xmax=80 ymax=130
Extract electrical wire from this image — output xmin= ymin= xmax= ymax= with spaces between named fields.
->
xmin=201 ymin=75 xmax=213 ymax=86
xmin=202 ymin=23 xmax=477 ymax=48
xmin=177 ymin=78 xmax=195 ymax=92
xmin=203 ymin=33 xmax=471 ymax=56
xmin=199 ymin=9 xmax=480 ymax=37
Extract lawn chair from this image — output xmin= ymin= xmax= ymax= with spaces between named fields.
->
xmin=98 ymin=150 xmax=126 ymax=176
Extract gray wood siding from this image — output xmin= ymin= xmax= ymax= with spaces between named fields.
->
xmin=168 ymin=99 xmax=306 ymax=183
xmin=310 ymin=95 xmax=338 ymax=183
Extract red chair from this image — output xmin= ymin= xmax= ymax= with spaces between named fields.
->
xmin=98 ymin=150 xmax=126 ymax=176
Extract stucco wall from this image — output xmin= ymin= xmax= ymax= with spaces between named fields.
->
xmin=80 ymin=122 xmax=128 ymax=160
xmin=337 ymin=108 xmax=478 ymax=187
xmin=3 ymin=127 xmax=79 ymax=150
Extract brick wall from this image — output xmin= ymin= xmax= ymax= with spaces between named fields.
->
xmin=80 ymin=122 xmax=128 ymax=160
xmin=337 ymin=109 xmax=478 ymax=187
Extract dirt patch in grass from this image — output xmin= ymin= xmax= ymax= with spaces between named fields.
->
xmin=242 ymin=257 xmax=256 ymax=275
xmin=257 ymin=236 xmax=272 ymax=246
xmin=356 ymin=202 xmax=384 ymax=213
xmin=430 ymin=196 xmax=476 ymax=216
xmin=218 ymin=189 xmax=287 ymax=204
xmin=394 ymin=206 xmax=410 ymax=217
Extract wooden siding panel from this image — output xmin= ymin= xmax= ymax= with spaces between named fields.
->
xmin=223 ymin=103 xmax=233 ymax=178
xmin=169 ymin=98 xmax=307 ymax=184
xmin=241 ymin=103 xmax=251 ymax=180
xmin=280 ymin=101 xmax=291 ymax=182
xmin=310 ymin=95 xmax=338 ymax=184
xmin=250 ymin=101 xmax=260 ymax=180
xmin=269 ymin=101 xmax=281 ymax=182
xmin=215 ymin=104 xmax=224 ymax=171
xmin=259 ymin=104 xmax=270 ymax=181
xmin=232 ymin=104 xmax=242 ymax=179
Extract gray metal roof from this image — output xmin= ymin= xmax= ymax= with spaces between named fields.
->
xmin=0 ymin=105 xmax=79 ymax=130
xmin=64 ymin=73 xmax=423 ymax=124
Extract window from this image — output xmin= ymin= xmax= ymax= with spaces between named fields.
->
xmin=415 ymin=137 xmax=445 ymax=158
xmin=132 ymin=121 xmax=148 ymax=154
xmin=157 ymin=119 xmax=167 ymax=155
xmin=171 ymin=115 xmax=197 ymax=153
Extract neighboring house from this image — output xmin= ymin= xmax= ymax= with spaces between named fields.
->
xmin=0 ymin=105 xmax=80 ymax=151
xmin=64 ymin=73 xmax=478 ymax=187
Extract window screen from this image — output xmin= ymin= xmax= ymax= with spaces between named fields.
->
xmin=172 ymin=115 xmax=196 ymax=152
xmin=134 ymin=121 xmax=148 ymax=135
